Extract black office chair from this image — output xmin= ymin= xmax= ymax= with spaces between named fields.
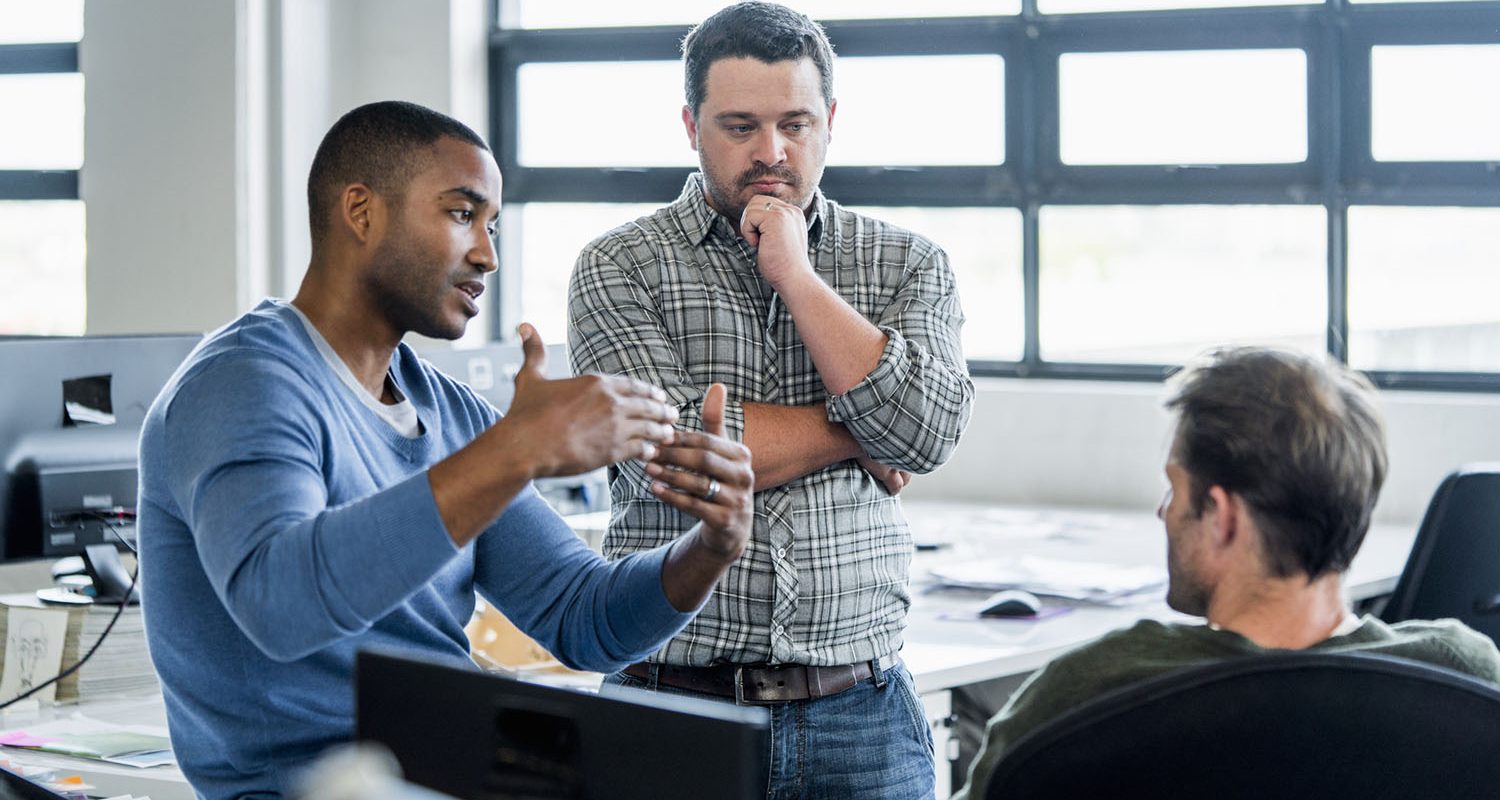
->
xmin=983 ymin=653 xmax=1500 ymax=800
xmin=1380 ymin=464 xmax=1500 ymax=642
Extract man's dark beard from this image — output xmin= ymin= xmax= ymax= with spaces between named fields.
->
xmin=707 ymin=164 xmax=802 ymax=225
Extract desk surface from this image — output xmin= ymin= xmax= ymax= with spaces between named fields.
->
xmin=0 ymin=502 xmax=1415 ymax=799
xmin=898 ymin=501 xmax=1416 ymax=694
xmin=0 ymin=693 xmax=191 ymax=800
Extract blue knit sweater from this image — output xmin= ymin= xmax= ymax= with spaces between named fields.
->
xmin=138 ymin=299 xmax=694 ymax=799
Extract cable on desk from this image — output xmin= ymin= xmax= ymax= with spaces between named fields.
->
xmin=0 ymin=511 xmax=138 ymax=712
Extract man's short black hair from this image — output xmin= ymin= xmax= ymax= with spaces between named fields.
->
xmin=681 ymin=1 xmax=835 ymax=118
xmin=1166 ymin=347 xmax=1389 ymax=580
xmin=306 ymin=100 xmax=489 ymax=244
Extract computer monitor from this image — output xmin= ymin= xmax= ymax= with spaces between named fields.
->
xmin=356 ymin=650 xmax=771 ymax=800
xmin=0 ymin=335 xmax=201 ymax=598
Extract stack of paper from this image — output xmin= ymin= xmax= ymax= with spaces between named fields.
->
xmin=0 ymin=595 xmax=159 ymax=704
xmin=928 ymin=555 xmax=1166 ymax=604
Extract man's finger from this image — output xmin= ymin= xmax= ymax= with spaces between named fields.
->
xmin=703 ymin=383 xmax=727 ymax=438
xmin=516 ymin=322 xmax=547 ymax=377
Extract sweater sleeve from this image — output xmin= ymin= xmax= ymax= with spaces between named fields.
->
xmin=158 ymin=353 xmax=462 ymax=662
xmin=471 ymin=488 xmax=698 ymax=673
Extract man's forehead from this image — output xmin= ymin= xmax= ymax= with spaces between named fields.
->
xmin=701 ymin=56 xmax=826 ymax=112
xmin=411 ymin=138 xmax=501 ymax=198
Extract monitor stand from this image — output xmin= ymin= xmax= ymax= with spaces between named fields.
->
xmin=34 ymin=544 xmax=138 ymax=606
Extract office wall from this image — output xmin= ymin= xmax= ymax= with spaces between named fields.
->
xmin=80 ymin=0 xmax=488 ymax=337
xmin=904 ymin=379 xmax=1500 ymax=527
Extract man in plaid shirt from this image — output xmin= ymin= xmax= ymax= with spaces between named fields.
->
xmin=568 ymin=3 xmax=973 ymax=797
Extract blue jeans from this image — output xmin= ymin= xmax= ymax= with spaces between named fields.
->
xmin=603 ymin=663 xmax=935 ymax=800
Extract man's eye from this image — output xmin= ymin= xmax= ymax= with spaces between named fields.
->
xmin=452 ymin=209 xmax=473 ymax=223
xmin=728 ymin=125 xmax=752 ymax=135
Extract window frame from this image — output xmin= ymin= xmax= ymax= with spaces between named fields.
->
xmin=0 ymin=42 xmax=80 ymax=200
xmin=490 ymin=0 xmax=1500 ymax=392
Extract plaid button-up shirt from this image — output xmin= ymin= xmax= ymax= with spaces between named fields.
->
xmin=568 ymin=174 xmax=973 ymax=667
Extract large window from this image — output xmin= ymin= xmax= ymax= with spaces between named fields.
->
xmin=491 ymin=1 xmax=1500 ymax=391
xmin=0 ymin=0 xmax=85 ymax=336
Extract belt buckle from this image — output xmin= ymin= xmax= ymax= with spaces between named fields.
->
xmin=733 ymin=665 xmax=746 ymax=705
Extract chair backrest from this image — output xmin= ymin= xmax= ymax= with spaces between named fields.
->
xmin=984 ymin=652 xmax=1500 ymax=800
xmin=1381 ymin=464 xmax=1500 ymax=641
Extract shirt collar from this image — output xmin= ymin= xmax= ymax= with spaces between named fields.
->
xmin=671 ymin=173 xmax=828 ymax=249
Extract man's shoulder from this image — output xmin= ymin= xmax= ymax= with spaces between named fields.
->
xmin=154 ymin=302 xmax=320 ymax=413
xmin=822 ymin=200 xmax=943 ymax=259
xmin=579 ymin=206 xmax=689 ymax=264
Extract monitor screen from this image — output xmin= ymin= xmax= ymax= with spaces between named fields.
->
xmin=0 ymin=335 xmax=201 ymax=562
xmin=356 ymin=650 xmax=771 ymax=800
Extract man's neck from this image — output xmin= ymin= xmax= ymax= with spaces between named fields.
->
xmin=292 ymin=268 xmax=402 ymax=402
xmin=1205 ymin=572 xmax=1352 ymax=650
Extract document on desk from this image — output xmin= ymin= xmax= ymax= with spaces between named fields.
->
xmin=0 ymin=714 xmax=174 ymax=768
xmin=928 ymin=556 xmax=1166 ymax=604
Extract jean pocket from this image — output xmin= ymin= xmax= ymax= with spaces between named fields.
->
xmin=889 ymin=666 xmax=935 ymax=757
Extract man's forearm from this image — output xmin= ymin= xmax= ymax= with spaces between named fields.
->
xmin=742 ymin=402 xmax=863 ymax=490
xmin=775 ymin=272 xmax=887 ymax=396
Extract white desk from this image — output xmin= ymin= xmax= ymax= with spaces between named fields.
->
xmin=900 ymin=501 xmax=1415 ymax=694
xmin=896 ymin=501 xmax=1416 ymax=797
xmin=0 ymin=693 xmax=191 ymax=800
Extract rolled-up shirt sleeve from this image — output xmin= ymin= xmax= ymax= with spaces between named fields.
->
xmin=826 ymin=245 xmax=974 ymax=474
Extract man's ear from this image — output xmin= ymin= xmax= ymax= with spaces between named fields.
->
xmin=1204 ymin=485 xmax=1240 ymax=551
xmin=682 ymin=105 xmax=700 ymax=152
xmin=826 ymin=98 xmax=837 ymax=143
xmin=340 ymin=183 xmax=380 ymax=245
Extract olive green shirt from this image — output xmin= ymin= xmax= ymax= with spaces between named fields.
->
xmin=955 ymin=616 xmax=1500 ymax=800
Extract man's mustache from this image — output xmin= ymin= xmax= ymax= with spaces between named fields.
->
xmin=738 ymin=166 xmax=799 ymax=187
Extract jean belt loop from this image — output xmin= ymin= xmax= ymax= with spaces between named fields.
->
xmin=648 ymin=662 xmax=661 ymax=690
xmin=733 ymin=665 xmax=746 ymax=705
xmin=870 ymin=659 xmax=888 ymax=689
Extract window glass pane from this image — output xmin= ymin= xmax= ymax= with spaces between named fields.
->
xmin=0 ymin=0 xmax=83 ymax=43
xmin=513 ymin=1 xmax=1015 ymax=28
xmin=0 ymin=201 xmax=86 ymax=335
xmin=0 ymin=74 xmax=84 ymax=169
xmin=1371 ymin=45 xmax=1500 ymax=162
xmin=1348 ymin=207 xmax=1500 ymax=373
xmin=1039 ymin=205 xmax=1325 ymax=363
xmin=831 ymin=56 xmax=1003 ymax=167
xmin=518 ymin=62 xmax=691 ymax=168
xmin=516 ymin=203 xmax=662 ymax=340
xmin=1041 ymin=0 xmax=1314 ymax=10
xmin=519 ymin=56 xmax=1003 ymax=168
xmin=848 ymin=207 xmax=1023 ymax=362
xmin=1060 ymin=49 xmax=1306 ymax=165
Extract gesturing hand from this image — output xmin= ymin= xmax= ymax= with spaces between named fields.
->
xmin=502 ymin=323 xmax=679 ymax=478
xmin=645 ymin=383 xmax=753 ymax=561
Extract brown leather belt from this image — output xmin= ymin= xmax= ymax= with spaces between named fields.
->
xmin=623 ymin=660 xmax=877 ymax=705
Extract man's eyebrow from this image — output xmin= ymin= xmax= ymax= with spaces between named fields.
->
xmin=441 ymin=186 xmax=489 ymax=206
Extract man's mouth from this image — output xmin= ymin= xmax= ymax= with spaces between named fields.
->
xmin=456 ymin=281 xmax=484 ymax=314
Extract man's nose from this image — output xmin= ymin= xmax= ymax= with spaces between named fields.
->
xmin=471 ymin=229 xmax=498 ymax=273
xmin=751 ymin=128 xmax=787 ymax=166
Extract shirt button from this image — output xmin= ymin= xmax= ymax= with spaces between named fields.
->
xmin=775 ymin=547 xmax=787 ymax=559
xmin=774 ymin=624 xmax=785 ymax=636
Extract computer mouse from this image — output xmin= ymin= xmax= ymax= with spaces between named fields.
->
xmin=979 ymin=589 xmax=1043 ymax=618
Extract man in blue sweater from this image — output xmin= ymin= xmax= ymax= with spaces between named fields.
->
xmin=138 ymin=101 xmax=755 ymax=799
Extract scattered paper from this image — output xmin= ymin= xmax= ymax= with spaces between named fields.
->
xmin=928 ymin=555 xmax=1166 ymax=603
xmin=0 ymin=714 xmax=174 ymax=769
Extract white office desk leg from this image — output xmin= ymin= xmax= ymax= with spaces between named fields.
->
xmin=921 ymin=689 xmax=957 ymax=798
